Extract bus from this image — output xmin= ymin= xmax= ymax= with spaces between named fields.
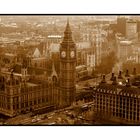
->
xmin=76 ymin=65 xmax=89 ymax=81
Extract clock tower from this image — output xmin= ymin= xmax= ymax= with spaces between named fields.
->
xmin=59 ymin=20 xmax=76 ymax=107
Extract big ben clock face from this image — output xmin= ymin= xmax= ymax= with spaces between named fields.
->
xmin=70 ymin=51 xmax=75 ymax=58
xmin=61 ymin=51 xmax=66 ymax=58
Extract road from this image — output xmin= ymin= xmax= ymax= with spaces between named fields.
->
xmin=76 ymin=73 xmax=112 ymax=90
xmin=3 ymin=101 xmax=95 ymax=125
xmin=3 ymin=74 xmax=115 ymax=125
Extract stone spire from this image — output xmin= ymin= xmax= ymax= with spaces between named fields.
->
xmin=51 ymin=62 xmax=57 ymax=78
xmin=61 ymin=18 xmax=75 ymax=48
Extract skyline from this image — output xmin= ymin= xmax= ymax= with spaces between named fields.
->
xmin=0 ymin=15 xmax=140 ymax=125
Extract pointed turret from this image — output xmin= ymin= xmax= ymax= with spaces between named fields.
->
xmin=59 ymin=19 xmax=76 ymax=108
xmin=61 ymin=19 xmax=75 ymax=48
xmin=51 ymin=62 xmax=58 ymax=78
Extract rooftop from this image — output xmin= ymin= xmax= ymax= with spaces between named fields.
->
xmin=120 ymin=40 xmax=132 ymax=45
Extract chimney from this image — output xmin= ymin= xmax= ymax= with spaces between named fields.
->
xmin=125 ymin=69 xmax=130 ymax=77
xmin=112 ymin=76 xmax=117 ymax=85
xmin=118 ymin=71 xmax=123 ymax=79
xmin=110 ymin=73 xmax=115 ymax=81
xmin=133 ymin=68 xmax=136 ymax=75
xmin=126 ymin=78 xmax=131 ymax=87
xmin=101 ymin=75 xmax=106 ymax=84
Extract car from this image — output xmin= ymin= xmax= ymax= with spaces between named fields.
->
xmin=50 ymin=112 xmax=55 ymax=116
xmin=78 ymin=116 xmax=83 ymax=119
xmin=48 ymin=122 xmax=56 ymax=125
xmin=43 ymin=115 xmax=48 ymax=119
xmin=64 ymin=110 xmax=69 ymax=113
xmin=82 ymin=105 xmax=88 ymax=108
xmin=0 ymin=122 xmax=4 ymax=125
xmin=48 ymin=116 xmax=53 ymax=119
xmin=37 ymin=118 xmax=41 ymax=121
xmin=32 ymin=119 xmax=37 ymax=123
xmin=57 ymin=117 xmax=62 ymax=122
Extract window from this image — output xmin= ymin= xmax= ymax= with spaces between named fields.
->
xmin=13 ymin=105 xmax=15 ymax=110
xmin=25 ymin=102 xmax=28 ymax=107
xmin=42 ymin=98 xmax=45 ymax=103
xmin=127 ymin=114 xmax=128 ymax=119
xmin=21 ymin=103 xmax=24 ymax=108
xmin=30 ymin=101 xmax=32 ymax=106
xmin=137 ymin=113 xmax=139 ymax=121
xmin=38 ymin=99 xmax=41 ymax=104
xmin=130 ymin=111 xmax=132 ymax=119
xmin=133 ymin=112 xmax=136 ymax=121
xmin=123 ymin=101 xmax=125 ymax=107
xmin=34 ymin=100 xmax=37 ymax=105
xmin=113 ymin=112 xmax=115 ymax=116
xmin=119 ymin=113 xmax=122 ymax=118
xmin=16 ymin=104 xmax=19 ymax=109
xmin=7 ymin=105 xmax=10 ymax=110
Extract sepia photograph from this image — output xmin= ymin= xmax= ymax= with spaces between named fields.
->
xmin=0 ymin=15 xmax=140 ymax=126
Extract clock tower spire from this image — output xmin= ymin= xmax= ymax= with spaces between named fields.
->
xmin=59 ymin=19 xmax=76 ymax=107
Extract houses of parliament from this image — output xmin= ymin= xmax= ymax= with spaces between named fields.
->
xmin=0 ymin=21 xmax=77 ymax=117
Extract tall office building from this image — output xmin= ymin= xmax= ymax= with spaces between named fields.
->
xmin=117 ymin=16 xmax=126 ymax=36
xmin=126 ymin=19 xmax=137 ymax=39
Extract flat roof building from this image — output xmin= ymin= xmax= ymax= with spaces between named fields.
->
xmin=94 ymin=74 xmax=140 ymax=124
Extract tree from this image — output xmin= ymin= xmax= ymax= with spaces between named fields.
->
xmin=96 ymin=51 xmax=117 ymax=74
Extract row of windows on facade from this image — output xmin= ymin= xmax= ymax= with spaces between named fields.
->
xmin=97 ymin=108 xmax=140 ymax=121
xmin=61 ymin=63 xmax=75 ymax=69
xmin=0 ymin=97 xmax=57 ymax=110
xmin=96 ymin=88 xmax=138 ymax=97
xmin=5 ymin=85 xmax=58 ymax=93
xmin=0 ymin=91 xmax=59 ymax=103
xmin=96 ymin=99 xmax=140 ymax=109
xmin=96 ymin=104 xmax=140 ymax=111
xmin=96 ymin=98 xmax=139 ymax=104
xmin=96 ymin=106 xmax=140 ymax=113
xmin=96 ymin=94 xmax=139 ymax=101
xmin=96 ymin=100 xmax=139 ymax=106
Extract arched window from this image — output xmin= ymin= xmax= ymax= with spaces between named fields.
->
xmin=52 ymin=76 xmax=57 ymax=83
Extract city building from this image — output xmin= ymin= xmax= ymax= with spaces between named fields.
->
xmin=94 ymin=74 xmax=140 ymax=124
xmin=126 ymin=19 xmax=138 ymax=40
xmin=76 ymin=42 xmax=91 ymax=66
xmin=0 ymin=20 xmax=76 ymax=117
xmin=0 ymin=56 xmax=59 ymax=117
xmin=117 ymin=40 xmax=133 ymax=63
xmin=117 ymin=16 xmax=127 ymax=36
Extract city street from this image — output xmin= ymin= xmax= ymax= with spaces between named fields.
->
xmin=3 ymin=101 xmax=95 ymax=125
